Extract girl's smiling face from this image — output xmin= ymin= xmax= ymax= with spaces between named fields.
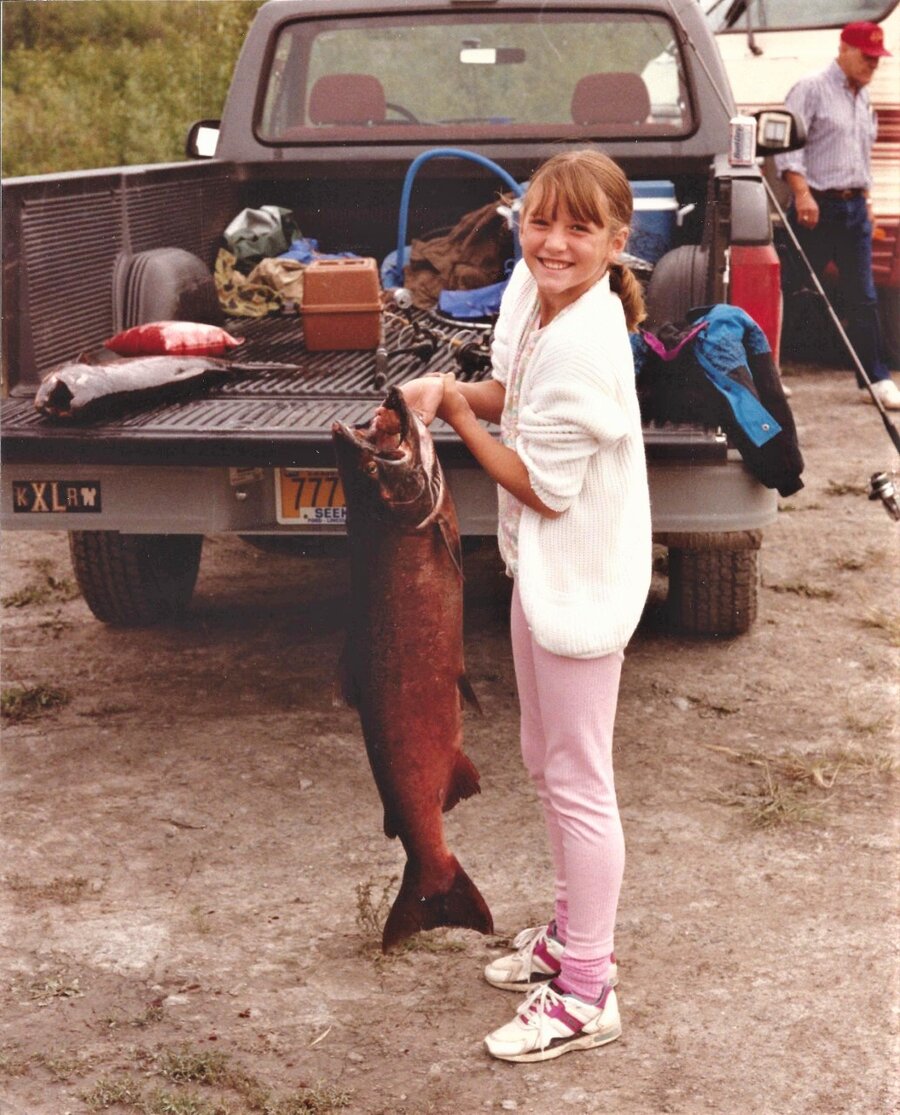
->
xmin=520 ymin=193 xmax=628 ymax=323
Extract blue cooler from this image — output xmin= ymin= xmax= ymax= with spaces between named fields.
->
xmin=627 ymin=180 xmax=678 ymax=264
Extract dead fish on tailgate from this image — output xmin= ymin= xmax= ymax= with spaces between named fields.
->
xmin=332 ymin=386 xmax=493 ymax=952
xmin=34 ymin=352 xmax=235 ymax=421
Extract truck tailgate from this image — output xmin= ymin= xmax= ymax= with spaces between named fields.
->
xmin=1 ymin=309 xmax=728 ymax=468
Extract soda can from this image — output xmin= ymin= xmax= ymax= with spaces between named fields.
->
xmin=729 ymin=115 xmax=757 ymax=167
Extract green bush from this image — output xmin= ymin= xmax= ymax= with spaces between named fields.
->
xmin=2 ymin=0 xmax=264 ymax=176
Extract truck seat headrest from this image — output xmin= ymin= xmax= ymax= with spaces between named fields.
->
xmin=571 ymin=72 xmax=651 ymax=126
xmin=308 ymin=74 xmax=387 ymax=126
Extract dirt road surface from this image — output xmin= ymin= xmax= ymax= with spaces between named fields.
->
xmin=2 ymin=367 xmax=898 ymax=1115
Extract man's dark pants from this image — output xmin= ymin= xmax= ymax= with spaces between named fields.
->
xmin=788 ymin=194 xmax=889 ymax=386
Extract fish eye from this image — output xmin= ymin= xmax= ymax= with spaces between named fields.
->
xmin=363 ymin=460 xmax=379 ymax=477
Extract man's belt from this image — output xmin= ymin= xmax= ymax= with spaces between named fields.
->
xmin=811 ymin=187 xmax=866 ymax=200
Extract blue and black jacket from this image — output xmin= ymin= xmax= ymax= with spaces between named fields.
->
xmin=632 ymin=304 xmax=804 ymax=497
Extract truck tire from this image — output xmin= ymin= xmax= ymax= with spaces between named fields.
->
xmin=69 ymin=531 xmax=203 ymax=626
xmin=644 ymin=244 xmax=711 ymax=328
xmin=661 ymin=530 xmax=761 ymax=637
xmin=113 ymin=247 xmax=220 ymax=332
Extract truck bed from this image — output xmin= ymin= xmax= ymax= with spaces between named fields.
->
xmin=1 ymin=307 xmax=728 ymax=469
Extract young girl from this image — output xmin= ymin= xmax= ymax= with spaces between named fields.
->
xmin=401 ymin=149 xmax=652 ymax=1063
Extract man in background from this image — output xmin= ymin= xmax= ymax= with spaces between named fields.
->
xmin=775 ymin=20 xmax=899 ymax=411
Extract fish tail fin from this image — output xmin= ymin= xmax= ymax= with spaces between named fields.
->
xmin=442 ymin=750 xmax=481 ymax=814
xmin=382 ymin=858 xmax=493 ymax=952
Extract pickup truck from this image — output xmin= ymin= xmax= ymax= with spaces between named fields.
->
xmin=1 ymin=0 xmax=801 ymax=637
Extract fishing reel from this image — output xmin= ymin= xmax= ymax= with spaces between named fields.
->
xmin=377 ymin=287 xmax=493 ymax=384
xmin=867 ymin=470 xmax=900 ymax=522
xmin=448 ymin=334 xmax=493 ymax=376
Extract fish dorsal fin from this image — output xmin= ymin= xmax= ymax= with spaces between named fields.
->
xmin=457 ymin=674 xmax=483 ymax=716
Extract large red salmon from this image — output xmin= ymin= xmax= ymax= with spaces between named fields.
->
xmin=332 ymin=387 xmax=493 ymax=952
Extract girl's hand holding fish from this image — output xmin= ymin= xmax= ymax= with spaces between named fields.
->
xmin=399 ymin=372 xmax=447 ymax=425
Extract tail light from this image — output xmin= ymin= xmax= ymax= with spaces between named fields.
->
xmin=730 ymin=244 xmax=783 ymax=365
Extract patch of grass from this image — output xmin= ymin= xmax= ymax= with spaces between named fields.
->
xmin=1 ymin=683 xmax=71 ymax=722
xmin=189 ymin=905 xmax=215 ymax=936
xmin=706 ymin=742 xmax=896 ymax=789
xmin=826 ymin=479 xmax=868 ymax=497
xmin=778 ymin=501 xmax=824 ymax=512
xmin=136 ymin=1003 xmax=166 ymax=1028
xmin=767 ymin=581 xmax=836 ymax=600
xmin=99 ymin=1000 xmax=165 ymax=1031
xmin=156 ymin=1047 xmax=232 ymax=1087
xmin=263 ymin=1084 xmax=352 ymax=1114
xmin=860 ymin=608 xmax=900 ymax=647
xmin=155 ymin=1046 xmax=258 ymax=1109
xmin=29 ymin=973 xmax=84 ymax=1005
xmin=2 ymin=558 xmax=80 ymax=608
xmin=843 ymin=710 xmax=896 ymax=740
xmin=34 ymin=1050 xmax=91 ymax=1081
xmin=6 ymin=873 xmax=91 ymax=905
xmin=707 ymin=743 xmax=895 ymax=827
xmin=0 ymin=1046 xmax=31 ymax=1077
xmin=82 ymin=1075 xmax=145 ymax=1111
xmin=355 ymin=875 xmax=397 ymax=939
xmin=835 ymin=545 xmax=890 ymax=572
xmin=714 ymin=764 xmax=829 ymax=829
xmin=84 ymin=1047 xmax=352 ymax=1115
xmin=36 ymin=615 xmax=75 ymax=638
xmin=399 ymin=929 xmax=469 ymax=955
xmin=144 ymin=1089 xmax=225 ymax=1115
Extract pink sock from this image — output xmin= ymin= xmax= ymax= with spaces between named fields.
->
xmin=556 ymin=954 xmax=613 ymax=1003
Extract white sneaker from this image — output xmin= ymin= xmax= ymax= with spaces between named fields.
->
xmin=484 ymin=922 xmax=618 ymax=992
xmin=865 ymin=379 xmax=900 ymax=411
xmin=484 ymin=981 xmax=621 ymax=1063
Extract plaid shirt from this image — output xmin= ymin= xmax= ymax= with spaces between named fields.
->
xmin=774 ymin=60 xmax=877 ymax=192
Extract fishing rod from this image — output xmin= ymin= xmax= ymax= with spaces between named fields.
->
xmin=664 ymin=0 xmax=900 ymax=474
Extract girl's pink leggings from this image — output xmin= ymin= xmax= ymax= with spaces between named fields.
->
xmin=511 ymin=583 xmax=624 ymax=1000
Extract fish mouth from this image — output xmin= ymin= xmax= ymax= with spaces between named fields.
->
xmin=332 ymin=387 xmax=418 ymax=463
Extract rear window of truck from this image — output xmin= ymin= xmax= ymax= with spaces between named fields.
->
xmin=258 ymin=9 xmax=692 ymax=144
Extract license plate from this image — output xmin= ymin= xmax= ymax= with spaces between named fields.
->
xmin=12 ymin=479 xmax=102 ymax=513
xmin=275 ymin=468 xmax=346 ymax=526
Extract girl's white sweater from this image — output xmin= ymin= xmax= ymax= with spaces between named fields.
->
xmin=492 ymin=260 xmax=652 ymax=658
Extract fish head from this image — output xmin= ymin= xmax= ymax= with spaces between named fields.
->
xmin=332 ymin=386 xmax=443 ymax=528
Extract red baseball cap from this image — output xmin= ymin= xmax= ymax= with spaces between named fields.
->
xmin=840 ymin=21 xmax=892 ymax=57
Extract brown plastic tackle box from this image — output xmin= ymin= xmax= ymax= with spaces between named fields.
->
xmin=301 ymin=257 xmax=382 ymax=351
